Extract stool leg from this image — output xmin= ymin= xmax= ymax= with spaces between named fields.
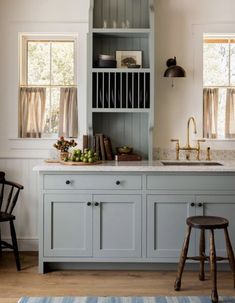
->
xmin=10 ymin=220 xmax=21 ymax=271
xmin=210 ymin=229 xmax=218 ymax=303
xmin=199 ymin=228 xmax=205 ymax=281
xmin=0 ymin=226 xmax=2 ymax=257
xmin=224 ymin=227 xmax=235 ymax=288
xmin=174 ymin=226 xmax=192 ymax=291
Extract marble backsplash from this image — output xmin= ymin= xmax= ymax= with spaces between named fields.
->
xmin=153 ymin=148 xmax=235 ymax=161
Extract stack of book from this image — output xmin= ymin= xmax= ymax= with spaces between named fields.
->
xmin=93 ymin=134 xmax=114 ymax=160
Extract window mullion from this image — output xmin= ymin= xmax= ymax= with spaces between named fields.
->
xmin=26 ymin=41 xmax=29 ymax=85
xmin=49 ymin=42 xmax=52 ymax=135
xmin=229 ymin=40 xmax=231 ymax=86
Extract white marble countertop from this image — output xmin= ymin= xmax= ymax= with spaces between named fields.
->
xmin=33 ymin=160 xmax=235 ymax=173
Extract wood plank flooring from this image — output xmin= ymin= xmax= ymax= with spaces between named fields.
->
xmin=0 ymin=252 xmax=234 ymax=303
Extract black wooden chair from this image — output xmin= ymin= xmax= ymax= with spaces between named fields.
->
xmin=0 ymin=172 xmax=24 ymax=271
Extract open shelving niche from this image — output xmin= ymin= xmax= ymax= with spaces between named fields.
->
xmin=87 ymin=0 xmax=155 ymax=160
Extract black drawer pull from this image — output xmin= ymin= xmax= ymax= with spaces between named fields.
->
xmin=191 ymin=203 xmax=195 ymax=207
xmin=87 ymin=202 xmax=92 ymax=206
xmin=198 ymin=203 xmax=203 ymax=207
xmin=95 ymin=202 xmax=99 ymax=206
xmin=116 ymin=180 xmax=120 ymax=185
xmin=65 ymin=180 xmax=71 ymax=185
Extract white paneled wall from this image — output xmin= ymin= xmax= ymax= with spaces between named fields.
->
xmin=0 ymin=158 xmax=42 ymax=251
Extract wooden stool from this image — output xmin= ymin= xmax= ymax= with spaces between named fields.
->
xmin=174 ymin=216 xmax=235 ymax=303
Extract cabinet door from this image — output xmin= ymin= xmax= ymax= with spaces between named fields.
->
xmin=44 ymin=194 xmax=92 ymax=257
xmin=147 ymin=195 xmax=195 ymax=259
xmin=196 ymin=195 xmax=235 ymax=257
xmin=93 ymin=194 xmax=141 ymax=258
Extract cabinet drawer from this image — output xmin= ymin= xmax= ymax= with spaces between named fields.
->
xmin=147 ymin=174 xmax=235 ymax=191
xmin=44 ymin=174 xmax=142 ymax=190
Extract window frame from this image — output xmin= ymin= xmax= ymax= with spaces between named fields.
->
xmin=203 ymin=35 xmax=235 ymax=140
xmin=203 ymin=36 xmax=235 ymax=89
xmin=19 ymin=34 xmax=78 ymax=137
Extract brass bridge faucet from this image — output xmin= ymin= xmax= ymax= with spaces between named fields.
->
xmin=171 ymin=117 xmax=205 ymax=160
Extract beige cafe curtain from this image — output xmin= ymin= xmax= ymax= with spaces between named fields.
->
xmin=59 ymin=87 xmax=78 ymax=138
xmin=203 ymin=88 xmax=219 ymax=139
xmin=19 ymin=87 xmax=46 ymax=138
xmin=225 ymin=88 xmax=235 ymax=138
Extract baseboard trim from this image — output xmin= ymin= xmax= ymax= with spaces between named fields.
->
xmin=45 ymin=262 xmax=230 ymax=272
xmin=2 ymin=237 xmax=38 ymax=251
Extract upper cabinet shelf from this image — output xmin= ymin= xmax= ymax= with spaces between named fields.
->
xmin=92 ymin=29 xmax=151 ymax=38
xmin=93 ymin=0 xmax=150 ymax=29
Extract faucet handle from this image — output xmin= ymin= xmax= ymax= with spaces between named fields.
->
xmin=171 ymin=139 xmax=180 ymax=160
xmin=206 ymin=146 xmax=211 ymax=161
xmin=195 ymin=139 xmax=206 ymax=160
xmin=196 ymin=139 xmax=205 ymax=148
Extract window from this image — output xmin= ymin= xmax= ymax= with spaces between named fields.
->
xmin=19 ymin=35 xmax=77 ymax=138
xmin=203 ymin=35 xmax=235 ymax=139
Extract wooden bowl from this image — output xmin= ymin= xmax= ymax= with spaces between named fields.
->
xmin=117 ymin=146 xmax=133 ymax=154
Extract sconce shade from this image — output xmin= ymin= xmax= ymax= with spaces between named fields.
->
xmin=164 ymin=57 xmax=186 ymax=77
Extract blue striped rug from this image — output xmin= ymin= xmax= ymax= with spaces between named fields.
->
xmin=18 ymin=297 xmax=235 ymax=303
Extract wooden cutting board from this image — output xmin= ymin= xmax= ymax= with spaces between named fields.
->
xmin=60 ymin=161 xmax=102 ymax=166
xmin=45 ymin=159 xmax=60 ymax=163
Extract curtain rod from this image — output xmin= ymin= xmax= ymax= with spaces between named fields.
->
xmin=20 ymin=85 xmax=77 ymax=88
xmin=204 ymin=86 xmax=235 ymax=88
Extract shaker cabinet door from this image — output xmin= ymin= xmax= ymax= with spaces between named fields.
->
xmin=44 ymin=194 xmax=92 ymax=257
xmin=196 ymin=195 xmax=235 ymax=257
xmin=147 ymin=195 xmax=196 ymax=260
xmin=93 ymin=194 xmax=142 ymax=258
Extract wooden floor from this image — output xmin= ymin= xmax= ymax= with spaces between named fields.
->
xmin=0 ymin=252 xmax=234 ymax=303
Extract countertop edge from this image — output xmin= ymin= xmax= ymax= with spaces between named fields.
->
xmin=33 ymin=160 xmax=235 ymax=173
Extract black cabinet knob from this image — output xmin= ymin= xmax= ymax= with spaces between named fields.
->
xmin=191 ymin=203 xmax=195 ymax=207
xmin=65 ymin=180 xmax=71 ymax=185
xmin=116 ymin=180 xmax=120 ymax=185
xmin=95 ymin=202 xmax=99 ymax=206
xmin=87 ymin=202 xmax=92 ymax=206
xmin=198 ymin=203 xmax=203 ymax=207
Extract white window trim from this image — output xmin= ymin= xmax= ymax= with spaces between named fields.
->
xmin=7 ymin=23 xmax=88 ymax=157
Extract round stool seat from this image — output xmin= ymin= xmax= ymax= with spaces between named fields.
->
xmin=186 ymin=216 xmax=228 ymax=229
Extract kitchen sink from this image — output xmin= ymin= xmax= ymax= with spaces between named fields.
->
xmin=161 ymin=161 xmax=223 ymax=166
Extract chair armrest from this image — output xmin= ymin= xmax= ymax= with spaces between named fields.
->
xmin=4 ymin=180 xmax=24 ymax=190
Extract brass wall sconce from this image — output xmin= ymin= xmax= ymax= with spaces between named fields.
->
xmin=164 ymin=57 xmax=186 ymax=87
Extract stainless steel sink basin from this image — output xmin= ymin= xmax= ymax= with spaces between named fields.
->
xmin=161 ymin=161 xmax=223 ymax=166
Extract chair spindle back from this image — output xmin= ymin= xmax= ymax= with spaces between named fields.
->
xmin=0 ymin=179 xmax=24 ymax=215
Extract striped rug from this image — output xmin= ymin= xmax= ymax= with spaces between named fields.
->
xmin=18 ymin=297 xmax=235 ymax=303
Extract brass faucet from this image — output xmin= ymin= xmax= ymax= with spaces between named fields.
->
xmin=171 ymin=116 xmax=205 ymax=160
xmin=186 ymin=117 xmax=197 ymax=149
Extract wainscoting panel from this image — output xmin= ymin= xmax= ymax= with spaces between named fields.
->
xmin=0 ymin=158 xmax=42 ymax=251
